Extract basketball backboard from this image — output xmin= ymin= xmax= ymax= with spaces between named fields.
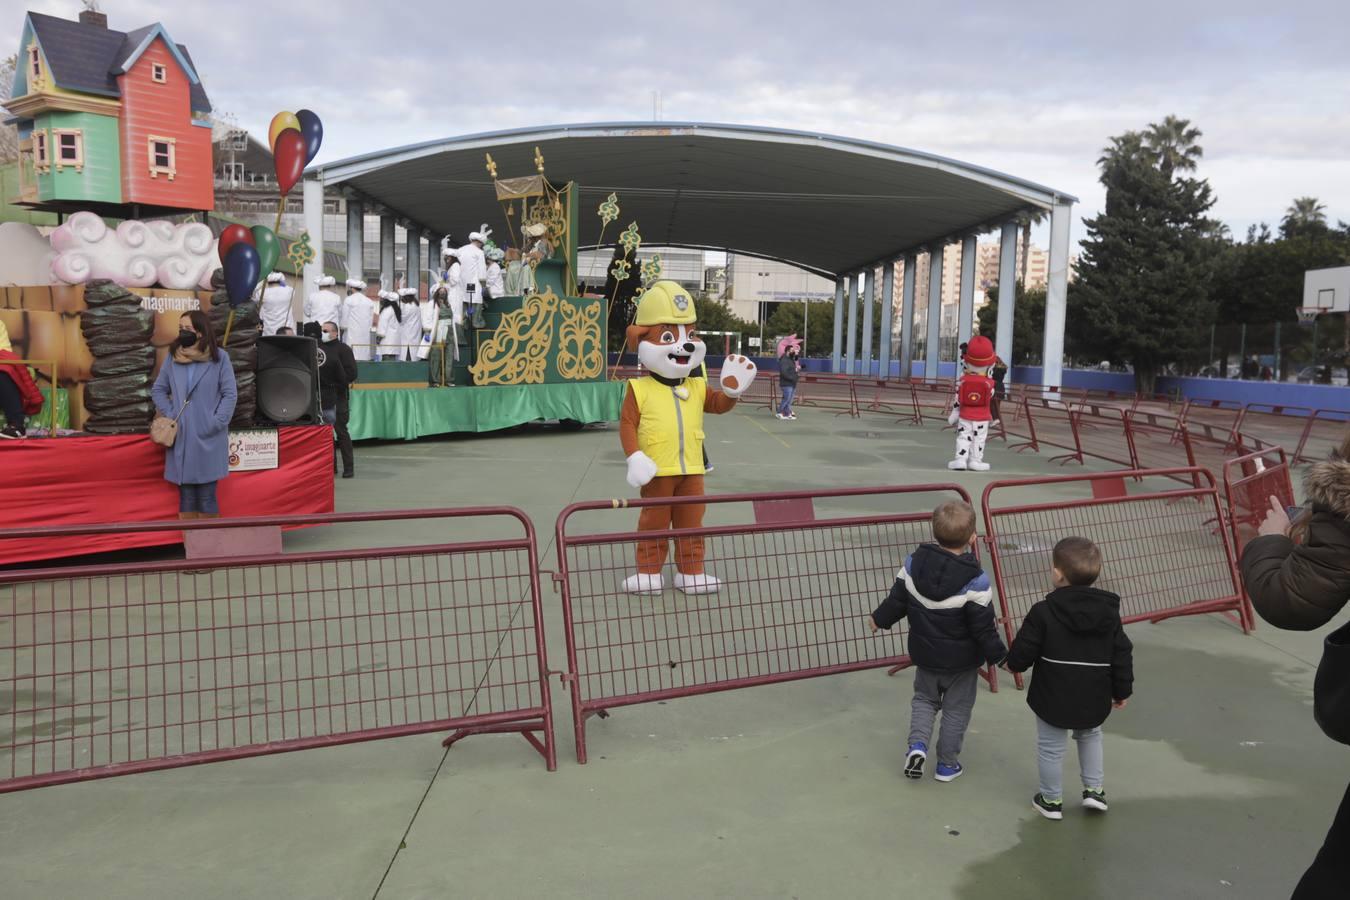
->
xmin=1303 ymin=265 xmax=1350 ymax=313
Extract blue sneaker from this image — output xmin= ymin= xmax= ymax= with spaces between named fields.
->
xmin=934 ymin=761 xmax=963 ymax=782
xmin=903 ymin=743 xmax=927 ymax=779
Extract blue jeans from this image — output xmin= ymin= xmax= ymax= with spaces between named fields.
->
xmin=178 ymin=481 xmax=219 ymax=514
xmin=779 ymin=384 xmax=796 ymax=416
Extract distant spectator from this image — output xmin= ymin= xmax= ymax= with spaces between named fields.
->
xmin=0 ymin=320 xmax=44 ymax=439
xmin=318 ymin=321 xmax=358 ymax=479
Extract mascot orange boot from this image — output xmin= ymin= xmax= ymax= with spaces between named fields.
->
xmin=619 ymin=281 xmax=757 ymax=594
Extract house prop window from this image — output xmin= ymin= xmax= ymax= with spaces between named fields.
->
xmin=152 ymin=64 xmax=167 ymax=84
xmin=28 ymin=45 xmax=41 ymax=82
xmin=148 ymin=136 xmax=177 ymax=180
xmin=33 ymin=130 xmax=49 ymax=170
xmin=54 ymin=130 xmax=84 ymax=172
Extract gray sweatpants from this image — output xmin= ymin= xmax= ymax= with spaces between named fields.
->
xmin=1036 ymin=715 xmax=1104 ymax=802
xmin=909 ymin=667 xmax=980 ymax=766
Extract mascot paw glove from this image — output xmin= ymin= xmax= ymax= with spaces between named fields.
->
xmin=947 ymin=406 xmax=961 ymax=426
xmin=719 ymin=354 xmax=758 ymax=398
xmin=626 ymin=451 xmax=660 ymax=488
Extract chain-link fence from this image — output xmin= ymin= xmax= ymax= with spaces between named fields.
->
xmin=1207 ymin=313 xmax=1349 ymax=383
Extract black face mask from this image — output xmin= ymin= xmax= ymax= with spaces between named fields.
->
xmin=178 ymin=330 xmax=198 ymax=348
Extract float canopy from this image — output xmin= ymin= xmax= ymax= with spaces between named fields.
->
xmin=316 ymin=122 xmax=1075 ymax=278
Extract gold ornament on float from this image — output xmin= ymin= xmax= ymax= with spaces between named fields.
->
xmin=468 ymin=289 xmax=560 ymax=385
xmin=556 ymin=299 xmax=604 ymax=381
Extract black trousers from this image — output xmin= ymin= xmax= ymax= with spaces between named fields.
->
xmin=1293 ymin=780 xmax=1350 ymax=898
xmin=323 ymin=389 xmax=353 ymax=474
xmin=0 ymin=372 xmax=24 ymax=429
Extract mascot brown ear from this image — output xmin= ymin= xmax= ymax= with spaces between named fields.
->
xmin=626 ymin=324 xmax=647 ymax=353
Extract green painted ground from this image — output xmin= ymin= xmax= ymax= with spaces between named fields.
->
xmin=0 ymin=406 xmax=1343 ymax=900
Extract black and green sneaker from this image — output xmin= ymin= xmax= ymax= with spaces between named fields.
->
xmin=1082 ymin=789 xmax=1108 ymax=812
xmin=1032 ymin=793 xmax=1064 ymax=820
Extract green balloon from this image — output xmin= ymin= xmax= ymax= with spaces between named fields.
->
xmin=250 ymin=225 xmax=282 ymax=286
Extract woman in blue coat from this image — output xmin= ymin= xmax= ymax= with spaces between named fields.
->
xmin=151 ymin=310 xmax=238 ymax=519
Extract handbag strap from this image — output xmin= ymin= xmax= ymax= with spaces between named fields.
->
xmin=170 ymin=361 xmax=208 ymax=423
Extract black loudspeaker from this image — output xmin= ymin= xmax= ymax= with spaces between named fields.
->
xmin=256 ymin=335 xmax=321 ymax=425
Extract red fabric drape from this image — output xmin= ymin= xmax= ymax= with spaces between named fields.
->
xmin=0 ymin=426 xmax=333 ymax=564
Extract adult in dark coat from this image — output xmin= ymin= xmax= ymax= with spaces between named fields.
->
xmin=1241 ymin=441 xmax=1350 ymax=899
xmin=318 ymin=320 xmax=358 ymax=478
xmin=151 ymin=310 xmax=238 ymax=518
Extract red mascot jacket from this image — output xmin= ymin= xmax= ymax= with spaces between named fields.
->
xmin=0 ymin=350 xmax=45 ymax=416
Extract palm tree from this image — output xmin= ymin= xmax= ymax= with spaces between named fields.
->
xmin=1144 ymin=115 xmax=1203 ymax=179
xmin=1282 ymin=197 xmax=1328 ymax=235
xmin=1097 ymin=131 xmax=1146 ymax=169
xmin=1018 ymin=209 xmax=1046 ymax=286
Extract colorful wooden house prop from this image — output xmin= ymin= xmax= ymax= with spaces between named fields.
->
xmin=4 ymin=7 xmax=214 ymax=217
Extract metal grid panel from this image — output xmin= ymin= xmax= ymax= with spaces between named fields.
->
xmin=981 ymin=469 xmax=1244 ymax=645
xmin=779 ymin=374 xmax=859 ymax=417
xmin=556 ymin=485 xmax=972 ymax=762
xmin=1294 ymin=409 xmax=1350 ymax=463
xmin=0 ymin=510 xmax=555 ymax=791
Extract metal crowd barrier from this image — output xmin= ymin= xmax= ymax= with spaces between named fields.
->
xmin=1222 ymin=447 xmax=1295 ymax=630
xmin=553 ymin=483 xmax=972 ymax=763
xmin=981 ymin=467 xmax=1247 ymax=688
xmin=0 ymin=508 xmax=557 ymax=792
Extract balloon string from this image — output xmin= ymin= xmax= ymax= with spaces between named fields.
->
xmin=222 ymin=308 xmax=236 ymax=346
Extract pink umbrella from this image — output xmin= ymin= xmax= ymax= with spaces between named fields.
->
xmin=777 ymin=334 xmax=802 ymax=357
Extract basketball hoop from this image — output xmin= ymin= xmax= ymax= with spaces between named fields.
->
xmin=1297 ymin=307 xmax=1322 ymax=327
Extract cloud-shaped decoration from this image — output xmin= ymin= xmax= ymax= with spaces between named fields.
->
xmin=50 ymin=211 xmax=220 ymax=290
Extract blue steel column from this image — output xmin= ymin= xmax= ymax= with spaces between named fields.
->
xmin=859 ymin=268 xmax=875 ymax=375
xmin=345 ymin=198 xmax=364 ymax=281
xmin=1041 ymin=200 xmax=1073 ymax=387
xmin=879 ymin=260 xmax=896 ymax=378
xmin=957 ymin=235 xmax=977 ymax=347
xmin=844 ymin=272 xmax=859 ymax=374
xmin=406 ymin=226 xmax=422 ymax=295
xmin=898 ymin=253 xmax=917 ymax=378
xmin=831 ymin=276 xmax=845 ymax=372
xmin=995 ymin=221 xmax=1019 ymax=369
xmin=923 ymin=244 xmax=945 ymax=380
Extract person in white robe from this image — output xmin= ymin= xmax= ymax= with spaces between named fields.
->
xmin=485 ymin=247 xmax=506 ymax=301
xmin=304 ymin=275 xmax=343 ymax=340
xmin=375 ymin=291 xmax=403 ymax=360
xmin=397 ymin=288 xmax=422 ymax=361
xmin=340 ymin=278 xmax=377 ymax=361
xmin=456 ymin=225 xmax=489 ymax=327
xmin=442 ymin=247 xmax=466 ymax=325
xmin=258 ymin=272 xmax=295 ymax=336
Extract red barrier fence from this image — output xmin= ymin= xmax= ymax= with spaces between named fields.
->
xmin=554 ymin=484 xmax=976 ymax=763
xmin=1294 ymin=409 xmax=1350 ymax=463
xmin=0 ymin=509 xmax=556 ymax=792
xmin=1222 ymin=447 xmax=1295 ymax=630
xmin=981 ymin=468 xmax=1247 ymax=687
xmin=778 ymin=373 xmax=860 ymax=417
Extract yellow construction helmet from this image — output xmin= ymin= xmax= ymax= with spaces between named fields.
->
xmin=633 ymin=280 xmax=698 ymax=326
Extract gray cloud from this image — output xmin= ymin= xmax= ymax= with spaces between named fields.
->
xmin=6 ymin=0 xmax=1347 ymax=245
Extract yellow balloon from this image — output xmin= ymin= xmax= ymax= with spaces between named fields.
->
xmin=268 ymin=111 xmax=300 ymax=151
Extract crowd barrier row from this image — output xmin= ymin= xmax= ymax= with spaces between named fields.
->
xmin=2 ymin=466 xmax=1291 ymax=785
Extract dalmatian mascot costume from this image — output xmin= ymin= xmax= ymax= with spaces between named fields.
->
xmin=946 ymin=335 xmax=996 ymax=472
xmin=620 ymin=281 xmax=757 ymax=595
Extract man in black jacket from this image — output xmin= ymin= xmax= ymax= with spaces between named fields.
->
xmin=776 ymin=345 xmax=800 ymax=420
xmin=1005 ymin=537 xmax=1134 ymax=821
xmin=318 ymin=321 xmax=358 ymax=478
xmin=869 ymin=501 xmax=1006 ymax=783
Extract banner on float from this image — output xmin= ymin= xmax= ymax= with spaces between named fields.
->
xmin=228 ymin=428 xmax=280 ymax=472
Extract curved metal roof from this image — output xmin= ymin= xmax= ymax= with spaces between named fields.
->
xmin=316 ymin=122 xmax=1075 ymax=278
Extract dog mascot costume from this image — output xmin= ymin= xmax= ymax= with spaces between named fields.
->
xmin=946 ymin=335 xmax=996 ymax=472
xmin=620 ymin=281 xmax=757 ymax=595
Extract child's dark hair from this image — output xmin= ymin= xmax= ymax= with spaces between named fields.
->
xmin=1053 ymin=537 xmax=1102 ymax=586
xmin=932 ymin=501 xmax=976 ymax=549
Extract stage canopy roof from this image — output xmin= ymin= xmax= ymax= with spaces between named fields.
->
xmin=315 ymin=122 xmax=1076 ymax=278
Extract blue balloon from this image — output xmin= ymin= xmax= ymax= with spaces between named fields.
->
xmin=295 ymin=109 xmax=323 ymax=166
xmin=224 ymin=243 xmax=261 ymax=308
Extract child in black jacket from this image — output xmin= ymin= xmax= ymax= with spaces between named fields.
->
xmin=869 ymin=501 xmax=1006 ymax=783
xmin=1005 ymin=536 xmax=1134 ymax=820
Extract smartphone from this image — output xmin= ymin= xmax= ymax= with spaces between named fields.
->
xmin=1286 ymin=506 xmax=1304 ymax=520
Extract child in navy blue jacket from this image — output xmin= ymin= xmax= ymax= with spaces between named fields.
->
xmin=869 ymin=501 xmax=1007 ymax=782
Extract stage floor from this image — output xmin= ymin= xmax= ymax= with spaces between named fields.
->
xmin=349 ymin=380 xmax=626 ymax=441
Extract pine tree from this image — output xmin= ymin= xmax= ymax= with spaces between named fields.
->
xmin=1069 ymin=126 xmax=1220 ymax=393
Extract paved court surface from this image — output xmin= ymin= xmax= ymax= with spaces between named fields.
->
xmin=1 ymin=403 xmax=1344 ymax=900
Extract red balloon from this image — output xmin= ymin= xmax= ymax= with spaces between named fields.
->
xmin=218 ymin=224 xmax=255 ymax=264
xmin=273 ymin=129 xmax=306 ymax=196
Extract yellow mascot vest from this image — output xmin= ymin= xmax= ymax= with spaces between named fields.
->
xmin=630 ymin=375 xmax=707 ymax=477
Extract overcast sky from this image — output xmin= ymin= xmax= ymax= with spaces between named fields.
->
xmin=9 ymin=0 xmax=1349 ymax=249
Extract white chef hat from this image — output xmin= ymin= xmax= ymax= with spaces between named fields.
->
xmin=315 ymin=275 xmax=337 ymax=287
xmin=443 ymin=246 xmax=458 ymax=259
xmin=380 ymin=290 xmax=397 ymax=301
xmin=266 ymin=272 xmax=284 ymax=284
xmin=398 ymin=287 xmax=418 ymax=298
xmin=344 ymin=278 xmax=365 ymax=289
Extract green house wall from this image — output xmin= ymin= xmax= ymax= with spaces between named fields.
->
xmin=34 ymin=111 xmax=122 ymax=205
